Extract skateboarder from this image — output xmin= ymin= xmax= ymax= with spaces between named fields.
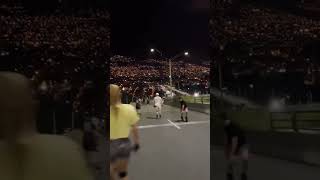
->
xmin=179 ymin=97 xmax=188 ymax=122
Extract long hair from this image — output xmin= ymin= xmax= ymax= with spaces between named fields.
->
xmin=109 ymin=84 xmax=121 ymax=118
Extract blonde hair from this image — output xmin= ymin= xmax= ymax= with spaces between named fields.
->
xmin=109 ymin=84 xmax=122 ymax=120
xmin=109 ymin=84 xmax=121 ymax=107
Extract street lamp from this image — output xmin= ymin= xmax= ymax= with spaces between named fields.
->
xmin=150 ymin=48 xmax=190 ymax=94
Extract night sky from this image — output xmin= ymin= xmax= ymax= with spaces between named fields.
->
xmin=111 ymin=0 xmax=209 ymax=61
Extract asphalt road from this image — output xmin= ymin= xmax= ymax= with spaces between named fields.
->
xmin=211 ymin=147 xmax=320 ymax=180
xmin=129 ymin=104 xmax=210 ymax=180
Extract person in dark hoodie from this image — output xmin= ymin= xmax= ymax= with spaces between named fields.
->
xmin=223 ymin=113 xmax=249 ymax=180
xmin=179 ymin=97 xmax=188 ymax=122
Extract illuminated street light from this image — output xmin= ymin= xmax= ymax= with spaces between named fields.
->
xmin=149 ymin=47 xmax=190 ymax=92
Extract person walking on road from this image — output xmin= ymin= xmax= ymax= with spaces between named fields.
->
xmin=135 ymin=98 xmax=142 ymax=115
xmin=154 ymin=93 xmax=164 ymax=119
xmin=223 ymin=113 xmax=249 ymax=180
xmin=110 ymin=84 xmax=140 ymax=180
xmin=179 ymin=97 xmax=189 ymax=122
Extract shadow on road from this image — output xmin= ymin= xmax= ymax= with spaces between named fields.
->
xmin=146 ymin=116 xmax=158 ymax=119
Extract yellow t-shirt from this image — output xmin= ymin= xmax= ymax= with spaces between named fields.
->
xmin=110 ymin=104 xmax=139 ymax=140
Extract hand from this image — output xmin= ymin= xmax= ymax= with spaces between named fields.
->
xmin=133 ymin=144 xmax=140 ymax=152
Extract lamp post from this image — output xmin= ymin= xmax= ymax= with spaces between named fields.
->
xmin=150 ymin=48 xmax=189 ymax=91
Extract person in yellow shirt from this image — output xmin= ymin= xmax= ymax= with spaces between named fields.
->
xmin=0 ymin=72 xmax=93 ymax=180
xmin=110 ymin=84 xmax=140 ymax=180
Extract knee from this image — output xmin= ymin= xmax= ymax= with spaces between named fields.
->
xmin=241 ymin=150 xmax=249 ymax=160
xmin=118 ymin=171 xmax=128 ymax=178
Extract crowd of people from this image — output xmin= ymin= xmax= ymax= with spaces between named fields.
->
xmin=211 ymin=1 xmax=320 ymax=105
xmin=110 ymin=55 xmax=210 ymax=100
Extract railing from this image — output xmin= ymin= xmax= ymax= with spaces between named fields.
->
xmin=270 ymin=111 xmax=320 ymax=132
xmin=52 ymin=111 xmax=77 ymax=134
xmin=39 ymin=109 xmax=105 ymax=135
xmin=182 ymin=95 xmax=210 ymax=104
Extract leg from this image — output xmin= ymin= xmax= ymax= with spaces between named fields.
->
xmin=115 ymin=159 xmax=130 ymax=180
xmin=182 ymin=112 xmax=187 ymax=122
xmin=240 ymin=147 xmax=249 ymax=180
xmin=156 ymin=106 xmax=160 ymax=118
xmin=110 ymin=163 xmax=118 ymax=180
xmin=181 ymin=111 xmax=184 ymax=121
xmin=185 ymin=112 xmax=188 ymax=122
xmin=226 ymin=158 xmax=234 ymax=180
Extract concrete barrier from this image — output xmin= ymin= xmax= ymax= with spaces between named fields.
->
xmin=212 ymin=123 xmax=320 ymax=166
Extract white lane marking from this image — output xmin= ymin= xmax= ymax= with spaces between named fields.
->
xmin=138 ymin=123 xmax=173 ymax=129
xmin=138 ymin=120 xmax=209 ymax=130
xmin=167 ymin=119 xmax=181 ymax=130
xmin=178 ymin=121 xmax=210 ymax=126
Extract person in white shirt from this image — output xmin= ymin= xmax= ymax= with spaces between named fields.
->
xmin=153 ymin=93 xmax=164 ymax=119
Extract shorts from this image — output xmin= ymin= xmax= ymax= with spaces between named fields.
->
xmin=226 ymin=143 xmax=249 ymax=156
xmin=155 ymin=105 xmax=162 ymax=111
xmin=110 ymin=138 xmax=132 ymax=163
xmin=181 ymin=107 xmax=188 ymax=113
xmin=234 ymin=144 xmax=249 ymax=156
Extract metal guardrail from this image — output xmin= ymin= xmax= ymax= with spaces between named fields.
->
xmin=44 ymin=111 xmax=105 ymax=135
xmin=165 ymin=97 xmax=210 ymax=114
xmin=270 ymin=111 xmax=320 ymax=132
xmin=183 ymin=96 xmax=210 ymax=104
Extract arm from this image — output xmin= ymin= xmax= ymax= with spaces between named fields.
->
xmin=224 ymin=135 xmax=229 ymax=158
xmin=230 ymin=136 xmax=238 ymax=157
xmin=131 ymin=124 xmax=140 ymax=152
xmin=130 ymin=105 xmax=140 ymax=150
xmin=131 ymin=124 xmax=139 ymax=145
